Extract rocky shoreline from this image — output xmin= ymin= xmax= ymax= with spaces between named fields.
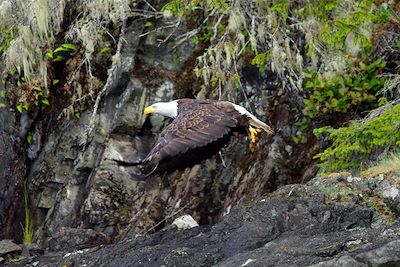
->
xmin=2 ymin=172 xmax=399 ymax=267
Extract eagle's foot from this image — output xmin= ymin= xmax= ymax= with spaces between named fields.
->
xmin=248 ymin=126 xmax=262 ymax=151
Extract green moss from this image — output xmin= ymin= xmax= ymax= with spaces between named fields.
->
xmin=314 ymin=104 xmax=400 ymax=172
xmin=320 ymin=184 xmax=353 ymax=204
xmin=161 ymin=0 xmax=228 ymax=17
xmin=367 ymin=195 xmax=396 ymax=225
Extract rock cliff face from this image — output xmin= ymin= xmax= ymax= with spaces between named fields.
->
xmin=1 ymin=4 xmax=399 ymax=267
xmin=0 ymin=16 xmax=317 ymax=249
xmin=0 ymin=65 xmax=26 ymax=242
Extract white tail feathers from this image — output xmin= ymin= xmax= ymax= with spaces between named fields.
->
xmin=231 ymin=103 xmax=274 ymax=135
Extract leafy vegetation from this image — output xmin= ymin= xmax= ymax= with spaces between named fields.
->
xmin=0 ymin=26 xmax=16 ymax=56
xmin=159 ymin=0 xmax=392 ymax=104
xmin=302 ymin=0 xmax=381 ymax=55
xmin=0 ymin=0 xmax=397 ymax=176
xmin=0 ymin=90 xmax=6 ymax=108
xmin=0 ymin=0 xmax=132 ymax=118
xmin=313 ymin=104 xmax=400 ymax=172
xmin=45 ymin=43 xmax=78 ymax=62
xmin=303 ymin=58 xmax=386 ymax=118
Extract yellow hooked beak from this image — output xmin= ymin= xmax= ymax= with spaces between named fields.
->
xmin=143 ymin=105 xmax=156 ymax=115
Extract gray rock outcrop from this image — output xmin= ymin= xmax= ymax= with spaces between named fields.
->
xmin=7 ymin=171 xmax=400 ymax=267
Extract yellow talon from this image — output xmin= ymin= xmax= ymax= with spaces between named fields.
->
xmin=248 ymin=126 xmax=261 ymax=151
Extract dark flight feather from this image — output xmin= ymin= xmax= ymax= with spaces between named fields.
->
xmin=117 ymin=99 xmax=272 ymax=180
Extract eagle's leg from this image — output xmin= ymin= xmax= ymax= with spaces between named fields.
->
xmin=248 ymin=126 xmax=262 ymax=151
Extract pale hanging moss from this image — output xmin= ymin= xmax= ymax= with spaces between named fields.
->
xmin=66 ymin=0 xmax=131 ymax=68
xmin=0 ymin=1 xmax=12 ymax=24
xmin=2 ymin=0 xmax=66 ymax=87
xmin=34 ymin=0 xmax=50 ymax=40
xmin=60 ymin=0 xmax=132 ymax=120
xmin=2 ymin=0 xmax=132 ymax=86
xmin=163 ymin=0 xmax=381 ymax=103
xmin=226 ymin=9 xmax=245 ymax=34
xmin=187 ymin=0 xmax=307 ymax=96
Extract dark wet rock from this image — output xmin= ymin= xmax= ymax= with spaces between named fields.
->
xmin=355 ymin=239 xmax=400 ymax=267
xmin=46 ymin=227 xmax=110 ymax=251
xmin=5 ymin=172 xmax=398 ymax=267
xmin=26 ymin=243 xmax=43 ymax=256
xmin=0 ymin=240 xmax=21 ymax=256
xmin=0 ymin=89 xmax=25 ymax=241
xmin=308 ymin=256 xmax=367 ymax=267
xmin=138 ymin=17 xmax=196 ymax=72
xmin=0 ymin=170 xmax=397 ymax=267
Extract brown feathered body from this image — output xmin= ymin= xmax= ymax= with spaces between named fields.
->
xmin=119 ymin=99 xmax=273 ymax=180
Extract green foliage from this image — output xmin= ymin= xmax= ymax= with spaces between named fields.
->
xmin=16 ymin=102 xmax=29 ymax=113
xmin=269 ymin=1 xmax=290 ymax=22
xmin=379 ymin=4 xmax=400 ymax=23
xmin=0 ymin=90 xmax=6 ymax=108
xmin=173 ymin=52 xmax=181 ymax=65
xmin=99 ymin=47 xmax=111 ymax=54
xmin=191 ymin=23 xmax=226 ymax=44
xmin=0 ymin=26 xmax=16 ymax=56
xmin=249 ymin=0 xmax=384 ymax=76
xmin=298 ymin=0 xmax=381 ymax=56
xmin=251 ymin=52 xmax=271 ymax=74
xmin=161 ymin=1 xmax=186 ymax=16
xmin=26 ymin=133 xmax=33 ymax=144
xmin=303 ymin=58 xmax=386 ymax=118
xmin=13 ymin=82 xmax=49 ymax=113
xmin=162 ymin=0 xmax=228 ymax=17
xmin=46 ymin=43 xmax=78 ymax=62
xmin=292 ymin=117 xmax=311 ymax=144
xmin=34 ymin=86 xmax=50 ymax=106
xmin=22 ymin=182 xmax=33 ymax=245
xmin=313 ymin=104 xmax=400 ymax=172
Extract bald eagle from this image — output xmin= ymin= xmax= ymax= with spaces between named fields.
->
xmin=116 ymin=99 xmax=273 ymax=180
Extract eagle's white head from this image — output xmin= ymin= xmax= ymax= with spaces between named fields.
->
xmin=143 ymin=100 xmax=178 ymax=118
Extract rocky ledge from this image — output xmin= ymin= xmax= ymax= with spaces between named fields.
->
xmin=3 ymin=171 xmax=400 ymax=267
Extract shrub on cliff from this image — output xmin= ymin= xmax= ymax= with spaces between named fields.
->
xmin=314 ymin=103 xmax=400 ymax=172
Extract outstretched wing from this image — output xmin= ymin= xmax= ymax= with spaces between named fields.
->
xmin=116 ymin=102 xmax=240 ymax=180
xmin=146 ymin=104 xmax=238 ymax=164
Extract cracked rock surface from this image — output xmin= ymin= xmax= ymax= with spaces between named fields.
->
xmin=10 ymin=172 xmax=400 ymax=267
